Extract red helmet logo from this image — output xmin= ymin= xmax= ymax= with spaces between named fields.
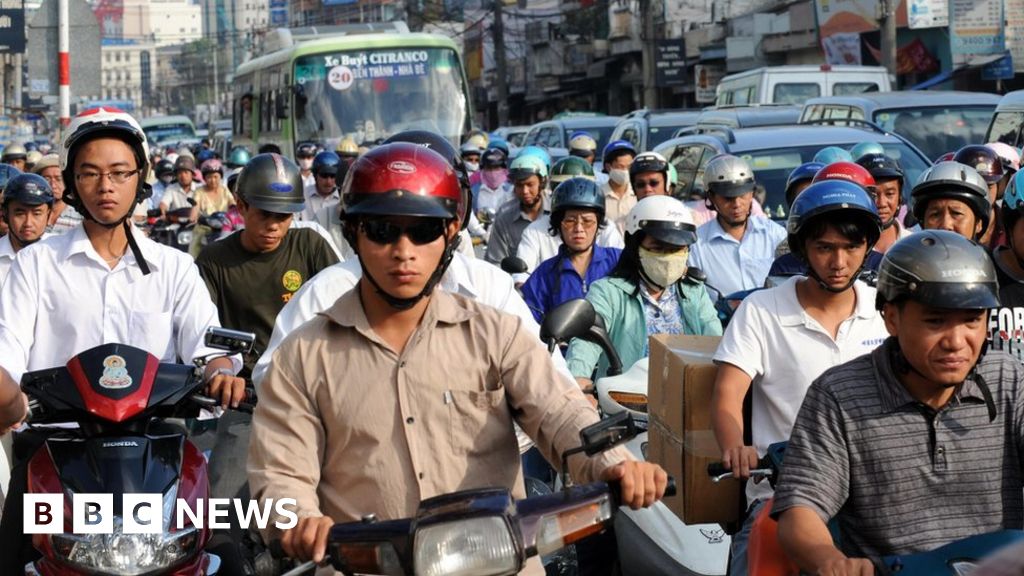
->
xmin=388 ymin=160 xmax=417 ymax=175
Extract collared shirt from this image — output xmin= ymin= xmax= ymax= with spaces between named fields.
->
xmin=0 ymin=234 xmax=16 ymax=286
xmin=301 ymin=186 xmax=340 ymax=223
xmin=713 ymin=276 xmax=888 ymax=502
xmin=46 ymin=205 xmax=84 ymax=236
xmin=149 ymin=180 xmax=170 ymax=210
xmin=0 ymin=225 xmax=240 ymax=383
xmin=689 ymin=214 xmax=787 ymax=298
xmin=249 ymin=290 xmax=630 ymax=561
xmin=601 ymin=180 xmax=636 ymax=235
xmin=515 ymin=216 xmax=625 ymax=284
xmin=772 ymin=339 xmax=1024 ymax=562
xmin=520 ymin=245 xmax=621 ymax=323
xmin=484 ymin=197 xmax=541 ymax=265
xmin=640 ymin=283 xmax=683 ymax=347
xmin=473 ymin=181 xmax=514 ymax=215
xmin=160 ymin=182 xmax=197 ymax=211
xmin=312 ymin=203 xmax=354 ymax=261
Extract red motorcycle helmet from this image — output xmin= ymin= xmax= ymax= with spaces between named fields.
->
xmin=341 ymin=142 xmax=463 ymax=221
xmin=811 ymin=161 xmax=876 ymax=190
xmin=952 ymin=144 xmax=1004 ymax=184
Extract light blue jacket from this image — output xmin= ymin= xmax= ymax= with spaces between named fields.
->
xmin=566 ymin=276 xmax=722 ymax=379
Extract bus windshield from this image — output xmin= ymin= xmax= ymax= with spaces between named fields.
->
xmin=144 ymin=123 xmax=196 ymax=144
xmin=293 ymin=47 xmax=468 ymax=146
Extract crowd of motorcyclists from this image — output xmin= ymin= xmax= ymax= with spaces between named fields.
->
xmin=0 ymin=105 xmax=1021 ymax=576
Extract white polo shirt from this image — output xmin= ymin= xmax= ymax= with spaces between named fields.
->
xmin=0 ymin=234 xmax=16 ymax=287
xmin=713 ymin=276 xmax=888 ymax=502
xmin=0 ymin=225 xmax=241 ymax=384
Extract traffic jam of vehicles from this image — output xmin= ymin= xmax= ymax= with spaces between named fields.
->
xmin=1 ymin=6 xmax=1024 ymax=576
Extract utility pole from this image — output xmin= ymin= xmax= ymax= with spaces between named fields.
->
xmin=213 ymin=39 xmax=220 ymax=122
xmin=493 ymin=0 xmax=509 ymax=127
xmin=58 ymin=0 xmax=70 ymax=126
xmin=641 ymin=0 xmax=658 ymax=109
xmin=880 ymin=0 xmax=897 ymax=82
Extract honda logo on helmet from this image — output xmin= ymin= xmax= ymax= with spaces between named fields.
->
xmin=389 ymin=161 xmax=416 ymax=174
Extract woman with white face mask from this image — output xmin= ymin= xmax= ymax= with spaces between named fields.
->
xmin=566 ymin=195 xmax=722 ymax=388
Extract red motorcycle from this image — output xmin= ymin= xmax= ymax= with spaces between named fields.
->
xmin=15 ymin=328 xmax=255 ymax=575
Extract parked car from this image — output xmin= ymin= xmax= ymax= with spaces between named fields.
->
xmin=654 ymin=124 xmax=931 ymax=220
xmin=522 ymin=115 xmax=622 ymax=153
xmin=492 ymin=126 xmax=531 ymax=148
xmin=609 ymin=109 xmax=701 ymax=152
xmin=800 ymin=91 xmax=1000 ymax=162
xmin=715 ymin=65 xmax=892 ymax=107
xmin=674 ymin=105 xmax=801 ymax=137
xmin=986 ymin=90 xmax=1024 ymax=149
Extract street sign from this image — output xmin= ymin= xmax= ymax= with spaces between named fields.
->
xmin=654 ymin=40 xmax=685 ymax=87
xmin=982 ymin=52 xmax=1014 ymax=79
xmin=0 ymin=0 xmax=26 ymax=53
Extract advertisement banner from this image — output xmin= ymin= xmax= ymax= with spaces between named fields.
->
xmin=950 ymin=0 xmax=1005 ymax=56
xmin=694 ymin=64 xmax=724 ymax=104
xmin=0 ymin=0 xmax=25 ymax=54
xmin=822 ymin=32 xmax=863 ymax=65
xmin=1006 ymin=0 xmax=1024 ymax=71
xmin=654 ymin=40 xmax=686 ymax=87
xmin=908 ymin=0 xmax=948 ymax=29
xmin=814 ymin=0 xmax=878 ymax=39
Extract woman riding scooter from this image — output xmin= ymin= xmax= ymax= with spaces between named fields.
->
xmin=566 ymin=195 xmax=721 ymax=391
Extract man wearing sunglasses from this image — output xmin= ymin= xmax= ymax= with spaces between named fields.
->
xmin=249 ymin=143 xmax=669 ymax=566
xmin=194 ymin=152 xmax=339 ymax=572
xmin=299 ymin=150 xmax=343 ymax=222
xmin=629 ymin=151 xmax=670 ymax=200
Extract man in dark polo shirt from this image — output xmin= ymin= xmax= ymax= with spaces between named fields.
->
xmin=773 ymin=230 xmax=1024 ymax=575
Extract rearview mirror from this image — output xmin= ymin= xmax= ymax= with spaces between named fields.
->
xmin=540 ymin=299 xmax=596 ymax=346
xmin=500 ymin=256 xmax=528 ymax=275
xmin=579 ymin=412 xmax=637 ymax=456
xmin=205 ymin=327 xmax=255 ymax=354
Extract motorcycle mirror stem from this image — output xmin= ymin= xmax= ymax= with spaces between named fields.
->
xmin=559 ymin=412 xmax=637 ymax=488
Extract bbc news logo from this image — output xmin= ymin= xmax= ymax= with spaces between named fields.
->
xmin=24 ymin=495 xmax=299 ymax=534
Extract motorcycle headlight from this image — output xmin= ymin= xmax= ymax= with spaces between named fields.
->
xmin=50 ymin=517 xmax=199 ymax=576
xmin=414 ymin=516 xmax=519 ymax=576
xmin=177 ymin=230 xmax=193 ymax=245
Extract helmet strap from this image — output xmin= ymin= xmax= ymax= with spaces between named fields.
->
xmin=356 ymin=223 xmax=459 ymax=311
xmin=72 ymin=189 xmax=152 ymax=275
xmin=880 ymin=214 xmax=898 ymax=230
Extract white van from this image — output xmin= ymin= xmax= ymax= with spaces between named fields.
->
xmin=715 ymin=65 xmax=892 ymax=107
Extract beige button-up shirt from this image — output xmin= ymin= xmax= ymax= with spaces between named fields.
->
xmin=601 ymin=180 xmax=636 ymax=235
xmin=249 ymin=288 xmax=629 ymax=569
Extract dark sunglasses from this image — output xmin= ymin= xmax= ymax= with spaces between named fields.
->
xmin=361 ymin=219 xmax=447 ymax=245
xmin=633 ymin=178 xmax=662 ymax=189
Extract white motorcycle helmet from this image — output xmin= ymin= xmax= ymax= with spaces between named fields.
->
xmin=624 ymin=194 xmax=698 ymax=246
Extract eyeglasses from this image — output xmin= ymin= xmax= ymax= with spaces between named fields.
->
xmin=75 ymin=169 xmax=140 ymax=185
xmin=633 ymin=178 xmax=662 ymax=189
xmin=316 ymin=173 xmax=337 ymax=180
xmin=561 ymin=215 xmax=599 ymax=229
xmin=360 ymin=219 xmax=447 ymax=245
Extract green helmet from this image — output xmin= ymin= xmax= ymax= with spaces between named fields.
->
xmin=227 ymin=146 xmax=251 ymax=168
xmin=550 ymin=156 xmax=595 ymax=184
xmin=509 ymin=153 xmax=548 ymax=182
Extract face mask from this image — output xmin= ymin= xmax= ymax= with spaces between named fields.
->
xmin=465 ymin=161 xmax=480 ymax=173
xmin=159 ymin=175 xmax=173 ymax=185
xmin=639 ymin=246 xmax=689 ymax=288
xmin=481 ymin=169 xmax=507 ymax=190
xmin=298 ymin=158 xmax=313 ymax=171
xmin=608 ymin=168 xmax=629 ymax=185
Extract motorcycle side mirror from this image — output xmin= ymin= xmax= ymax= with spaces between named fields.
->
xmin=205 ymin=327 xmax=256 ymax=354
xmin=540 ymin=299 xmax=596 ymax=346
xmin=579 ymin=411 xmax=637 ymax=456
xmin=500 ymin=256 xmax=528 ymax=275
xmin=685 ymin=266 xmax=707 ymax=284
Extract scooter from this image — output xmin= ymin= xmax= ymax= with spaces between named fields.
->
xmin=541 ymin=299 xmax=731 ymax=576
xmin=149 ymin=206 xmax=196 ymax=253
xmin=272 ymin=412 xmax=676 ymax=576
xmin=15 ymin=327 xmax=257 ymax=575
xmin=707 ymin=446 xmax=1024 ymax=576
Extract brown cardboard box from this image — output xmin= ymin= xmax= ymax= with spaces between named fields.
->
xmin=647 ymin=334 xmax=741 ymax=525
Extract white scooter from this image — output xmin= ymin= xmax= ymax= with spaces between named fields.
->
xmin=541 ymin=300 xmax=730 ymax=576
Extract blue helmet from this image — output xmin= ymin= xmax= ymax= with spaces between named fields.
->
xmin=602 ymin=139 xmax=637 ymax=165
xmin=0 ymin=163 xmax=22 ymax=192
xmin=3 ymin=172 xmax=54 ymax=207
xmin=813 ymin=146 xmax=854 ymax=165
xmin=487 ymin=137 xmax=510 ymax=158
xmin=787 ymin=179 xmax=881 ymax=258
xmin=196 ymin=149 xmax=216 ymax=164
xmin=518 ymin=146 xmax=552 ymax=170
xmin=785 ymin=162 xmax=824 ymax=206
xmin=551 ymin=177 xmax=605 ymax=216
xmin=849 ymin=141 xmax=886 ymax=161
xmin=1002 ymin=169 xmax=1024 ymax=235
xmin=312 ymin=150 xmax=341 ymax=176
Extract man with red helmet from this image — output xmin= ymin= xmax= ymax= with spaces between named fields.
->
xmin=248 ymin=143 xmax=668 ymax=566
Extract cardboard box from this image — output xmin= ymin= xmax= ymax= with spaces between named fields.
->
xmin=647 ymin=334 xmax=742 ymax=525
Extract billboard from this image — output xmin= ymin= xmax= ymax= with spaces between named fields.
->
xmin=950 ymin=0 xmax=1005 ymax=56
xmin=0 ymin=0 xmax=25 ymax=53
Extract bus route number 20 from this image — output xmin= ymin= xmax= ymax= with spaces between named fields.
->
xmin=329 ymin=65 xmax=355 ymax=91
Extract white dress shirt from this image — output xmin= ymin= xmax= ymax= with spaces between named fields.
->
xmin=160 ymin=182 xmax=198 ymax=211
xmin=514 ymin=215 xmax=625 ymax=282
xmin=0 ymin=225 xmax=240 ymax=384
xmin=301 ymin=186 xmax=340 ymax=223
xmin=0 ymin=234 xmax=16 ymax=288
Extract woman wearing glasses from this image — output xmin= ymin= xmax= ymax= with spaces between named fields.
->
xmin=521 ymin=178 xmax=621 ymax=323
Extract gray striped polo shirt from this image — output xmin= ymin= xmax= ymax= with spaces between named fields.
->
xmin=772 ymin=337 xmax=1024 ymax=562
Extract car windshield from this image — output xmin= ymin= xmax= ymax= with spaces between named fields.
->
xmin=293 ymin=47 xmax=468 ymax=146
xmin=144 ymin=122 xmax=196 ymax=143
xmin=564 ymin=125 xmax=617 ymax=151
xmin=874 ymin=106 xmax=995 ymax=162
xmin=730 ymin=141 xmax=929 ymax=220
xmin=648 ymin=124 xmax=696 ymax=149
xmin=988 ymin=111 xmax=1024 ymax=147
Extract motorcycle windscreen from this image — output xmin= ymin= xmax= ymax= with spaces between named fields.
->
xmin=64 ymin=344 xmax=164 ymax=423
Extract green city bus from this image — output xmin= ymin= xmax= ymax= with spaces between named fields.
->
xmin=233 ymin=30 xmax=473 ymax=155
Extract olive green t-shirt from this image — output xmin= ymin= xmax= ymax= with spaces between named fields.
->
xmin=196 ymin=228 xmax=340 ymax=376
